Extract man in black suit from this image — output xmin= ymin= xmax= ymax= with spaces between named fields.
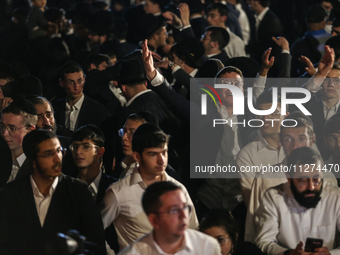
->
xmin=53 ymin=61 xmax=110 ymax=135
xmin=0 ymin=130 xmax=106 ymax=255
xmin=0 ymin=99 xmax=37 ymax=186
xmin=201 ymin=26 xmax=230 ymax=65
xmin=246 ymin=0 xmax=283 ymax=76
xmin=70 ymin=124 xmax=116 ymax=205
xmin=307 ymin=65 xmax=340 ymax=160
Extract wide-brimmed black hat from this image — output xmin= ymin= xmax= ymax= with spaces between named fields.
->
xmin=176 ymin=37 xmax=206 ymax=68
xmin=117 ymin=59 xmax=146 ymax=85
xmin=136 ymin=14 xmax=166 ymax=41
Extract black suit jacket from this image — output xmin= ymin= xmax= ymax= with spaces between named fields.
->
xmin=0 ymin=174 xmax=106 ymax=255
xmin=53 ymin=95 xmax=110 ymax=133
xmin=307 ymin=100 xmax=340 ymax=161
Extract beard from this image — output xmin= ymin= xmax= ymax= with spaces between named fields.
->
xmin=290 ymin=181 xmax=322 ymax=209
xmin=42 ymin=122 xmax=57 ymax=134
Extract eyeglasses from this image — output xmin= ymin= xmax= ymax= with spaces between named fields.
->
xmin=156 ymin=205 xmax=192 ymax=216
xmin=69 ymin=143 xmax=99 ymax=152
xmin=220 ymin=79 xmax=244 ymax=88
xmin=282 ymin=136 xmax=309 ymax=145
xmin=296 ymin=178 xmax=323 ymax=187
xmin=64 ymin=76 xmax=86 ymax=87
xmin=118 ymin=128 xmax=135 ymax=138
xmin=38 ymin=112 xmax=54 ymax=121
xmin=37 ymin=147 xmax=64 ymax=158
xmin=324 ymin=77 xmax=340 ymax=86
xmin=0 ymin=124 xmax=27 ymax=135
xmin=216 ymin=237 xmax=230 ymax=246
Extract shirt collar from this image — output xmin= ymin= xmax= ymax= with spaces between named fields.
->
xmin=126 ymin=89 xmax=151 ymax=107
xmin=30 ymin=175 xmax=59 ymax=197
xmin=16 ymin=153 xmax=26 ymax=167
xmin=89 ymin=170 xmax=102 ymax=195
xmin=255 ymin=7 xmax=269 ymax=22
xmin=130 ymin=167 xmax=169 ymax=188
xmin=151 ymin=230 xmax=193 ymax=254
xmin=322 ymin=98 xmax=340 ymax=111
xmin=257 ymin=133 xmax=283 ymax=152
xmin=189 ymin=69 xmax=198 ymax=77
xmin=66 ymin=93 xmax=84 ymax=110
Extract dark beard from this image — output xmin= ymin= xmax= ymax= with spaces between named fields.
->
xmin=290 ymin=181 xmax=322 ymax=209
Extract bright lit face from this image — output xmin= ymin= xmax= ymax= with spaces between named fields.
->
xmin=206 ymin=9 xmax=225 ymax=27
xmin=321 ymin=69 xmax=340 ymax=100
xmin=153 ymin=189 xmax=190 ymax=238
xmin=217 ymin=72 xmax=244 ymax=107
xmin=60 ymin=71 xmax=85 ymax=102
xmin=135 ymin=144 xmax=168 ymax=177
xmin=257 ymin=103 xmax=286 ymax=137
xmin=325 ymin=130 xmax=340 ymax=158
xmin=71 ymin=139 xmax=100 ymax=170
xmin=121 ymin=119 xmax=144 ymax=157
xmin=290 ymin=163 xmax=323 ymax=208
xmin=35 ymin=102 xmax=56 ymax=133
xmin=204 ymin=226 xmax=233 ymax=255
xmin=34 ymin=138 xmax=62 ymax=180
xmin=1 ymin=113 xmax=31 ymax=157
xmin=281 ymin=127 xmax=314 ymax=157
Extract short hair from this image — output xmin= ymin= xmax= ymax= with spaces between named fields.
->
xmin=206 ymin=26 xmax=230 ymax=50
xmin=132 ymin=123 xmax=169 ymax=156
xmin=23 ymin=130 xmax=58 ymax=160
xmin=71 ymin=124 xmax=105 ymax=147
xmin=280 ymin=111 xmax=314 ymax=140
xmin=287 ymin=147 xmax=322 ymax=176
xmin=87 ymin=54 xmax=110 ymax=70
xmin=206 ymin=3 xmax=228 ymax=17
xmin=215 ymin=66 xmax=243 ymax=79
xmin=199 ymin=209 xmax=238 ymax=248
xmin=127 ymin=112 xmax=159 ymax=126
xmin=324 ymin=113 xmax=340 ymax=137
xmin=29 ymin=96 xmax=54 ymax=112
xmin=256 ymin=89 xmax=282 ymax=108
xmin=142 ymin=181 xmax=182 ymax=215
xmin=60 ymin=61 xmax=84 ymax=80
xmin=2 ymin=102 xmax=37 ymax=127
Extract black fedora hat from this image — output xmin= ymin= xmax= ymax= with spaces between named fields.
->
xmin=176 ymin=37 xmax=206 ymax=68
xmin=136 ymin=14 xmax=166 ymax=41
xmin=117 ymin=59 xmax=146 ymax=85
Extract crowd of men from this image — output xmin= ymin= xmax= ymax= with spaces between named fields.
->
xmin=1 ymin=0 xmax=340 ymax=255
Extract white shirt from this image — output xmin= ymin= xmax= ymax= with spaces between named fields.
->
xmin=100 ymin=168 xmax=198 ymax=250
xmin=323 ymin=99 xmax=340 ymax=121
xmin=119 ymin=161 xmax=138 ymax=179
xmin=30 ymin=175 xmax=59 ymax=226
xmin=224 ymin=27 xmax=246 ymax=58
xmin=65 ymin=93 xmax=85 ymax=131
xmin=125 ymin=90 xmax=151 ymax=107
xmin=79 ymin=170 xmax=102 ymax=200
xmin=118 ymin=229 xmax=221 ymax=255
xmin=8 ymin=153 xmax=26 ymax=183
xmin=237 ymin=134 xmax=286 ymax=196
xmin=236 ymin=3 xmax=251 ymax=45
xmin=256 ymin=183 xmax=340 ymax=255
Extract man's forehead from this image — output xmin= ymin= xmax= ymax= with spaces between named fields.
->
xmin=282 ymin=126 xmax=308 ymax=136
xmin=145 ymin=144 xmax=168 ymax=152
xmin=1 ymin=112 xmax=24 ymax=123
xmin=64 ymin=71 xmax=84 ymax=79
xmin=160 ymin=189 xmax=186 ymax=207
xmin=327 ymin=130 xmax=340 ymax=136
xmin=293 ymin=162 xmax=323 ymax=177
xmin=39 ymin=137 xmax=60 ymax=150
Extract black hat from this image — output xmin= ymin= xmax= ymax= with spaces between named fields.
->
xmin=117 ymin=59 xmax=146 ymax=85
xmin=196 ymin=59 xmax=225 ymax=78
xmin=224 ymin=57 xmax=259 ymax=78
xmin=8 ymin=98 xmax=38 ymax=115
xmin=136 ymin=14 xmax=166 ymax=41
xmin=176 ymin=37 xmax=206 ymax=68
xmin=326 ymin=35 xmax=340 ymax=49
xmin=306 ymin=5 xmax=328 ymax=23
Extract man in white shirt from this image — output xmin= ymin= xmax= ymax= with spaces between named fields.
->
xmin=0 ymin=130 xmax=106 ymax=255
xmin=256 ymin=147 xmax=340 ymax=255
xmin=118 ymin=181 xmax=221 ymax=255
xmin=324 ymin=113 xmax=340 ymax=172
xmin=205 ymin=3 xmax=246 ymax=58
xmin=0 ymin=99 xmax=37 ymax=185
xmin=101 ymin=123 xmax=198 ymax=251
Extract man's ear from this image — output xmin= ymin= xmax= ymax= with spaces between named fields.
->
xmin=59 ymin=78 xmax=65 ymax=88
xmin=133 ymin=151 xmax=141 ymax=163
xmin=90 ymin=63 xmax=97 ymax=71
xmin=148 ymin=214 xmax=159 ymax=229
xmin=211 ymin=40 xmax=218 ymax=49
xmin=121 ymin=84 xmax=127 ymax=93
xmin=97 ymin=147 xmax=105 ymax=157
xmin=28 ymin=125 xmax=36 ymax=132
xmin=222 ymin=15 xmax=227 ymax=23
